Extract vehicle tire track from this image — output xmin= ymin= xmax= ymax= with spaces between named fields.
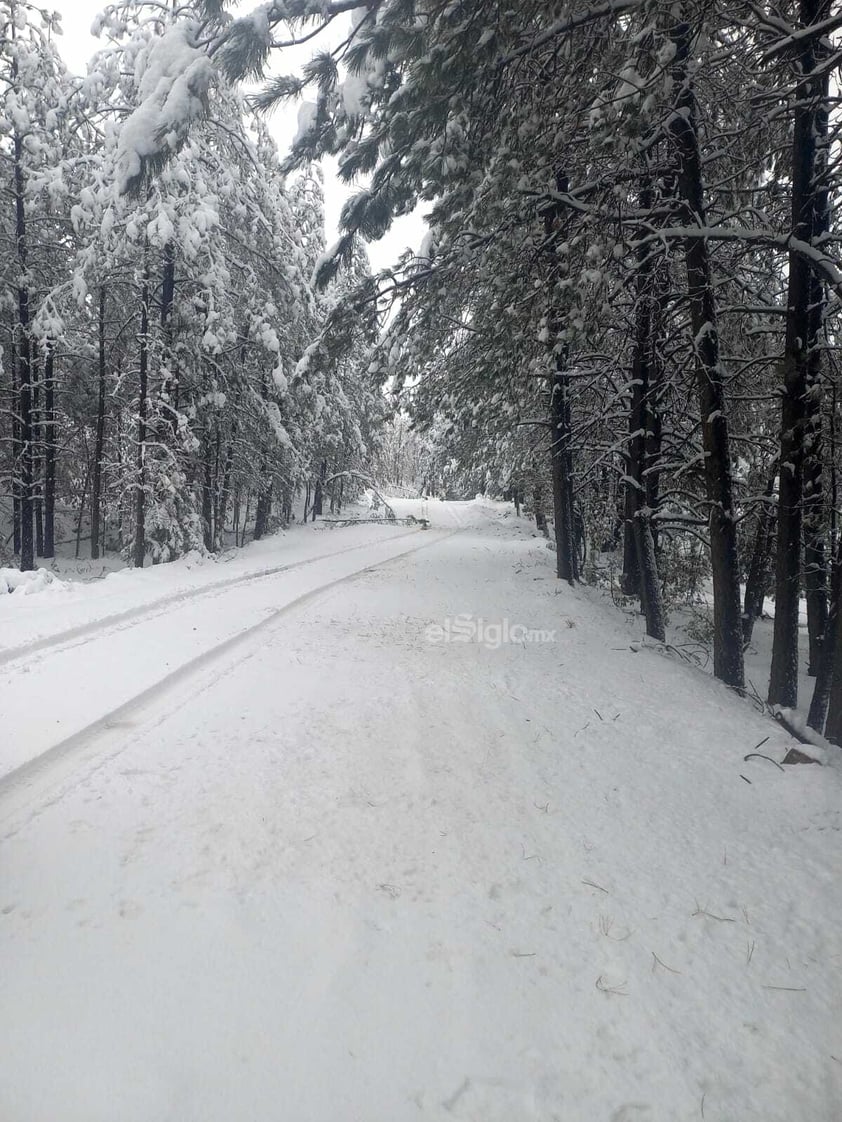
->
xmin=0 ymin=524 xmax=421 ymax=669
xmin=0 ymin=528 xmax=457 ymax=833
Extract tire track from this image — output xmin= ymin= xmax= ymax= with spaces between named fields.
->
xmin=0 ymin=527 xmax=457 ymax=833
xmin=0 ymin=524 xmax=421 ymax=669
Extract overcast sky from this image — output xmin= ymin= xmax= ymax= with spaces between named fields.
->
xmin=51 ymin=0 xmax=426 ymax=274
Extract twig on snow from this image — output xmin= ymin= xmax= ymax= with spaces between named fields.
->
xmin=693 ymin=903 xmax=736 ymax=923
xmin=652 ymin=952 xmax=682 ymax=975
xmin=595 ymin=974 xmax=628 ymax=996
xmin=744 ymin=752 xmax=785 ymax=772
xmin=599 ymin=915 xmax=633 ymax=941
xmin=582 ymin=878 xmax=609 ymax=893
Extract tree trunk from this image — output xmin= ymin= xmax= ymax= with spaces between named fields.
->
xmin=159 ymin=241 xmax=178 ymax=438
xmin=533 ymin=482 xmax=548 ymax=535
xmin=216 ymin=434 xmax=234 ymax=550
xmin=14 ymin=131 xmax=34 ymax=572
xmin=803 ymin=393 xmax=826 ymax=675
xmin=768 ymin=0 xmax=829 ymax=706
xmin=253 ymin=484 xmax=272 ymax=540
xmin=133 ymin=258 xmax=150 ymax=568
xmin=634 ymin=509 xmax=665 ymax=642
xmin=549 ymin=364 xmax=576 ymax=583
xmin=313 ymin=460 xmax=326 ymax=519
xmin=32 ymin=339 xmax=43 ymax=558
xmin=622 ymin=181 xmax=655 ymax=599
xmin=742 ymin=479 xmax=776 ymax=645
xmin=75 ymin=452 xmax=92 ymax=561
xmin=91 ymin=290 xmax=107 ymax=560
xmin=808 ymin=533 xmax=842 ymax=734
xmin=240 ymin=493 xmax=250 ymax=547
xmin=644 ymin=266 xmax=667 ymax=554
xmin=202 ymin=432 xmax=214 ymax=550
xmin=667 ymin=18 xmax=743 ymax=691
xmin=42 ymin=341 xmax=56 ymax=558
xmin=803 ymin=38 xmax=831 ymax=676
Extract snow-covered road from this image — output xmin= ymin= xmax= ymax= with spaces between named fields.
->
xmin=1 ymin=502 xmax=840 ymax=1121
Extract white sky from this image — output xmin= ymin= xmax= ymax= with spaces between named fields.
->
xmin=52 ymin=0 xmax=426 ymax=274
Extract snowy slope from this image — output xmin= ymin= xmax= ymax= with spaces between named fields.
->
xmin=1 ymin=501 xmax=840 ymax=1122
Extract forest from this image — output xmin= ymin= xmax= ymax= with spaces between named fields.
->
xmin=1 ymin=0 xmax=841 ymax=731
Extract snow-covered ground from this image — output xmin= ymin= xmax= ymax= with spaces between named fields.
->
xmin=1 ymin=501 xmax=840 ymax=1121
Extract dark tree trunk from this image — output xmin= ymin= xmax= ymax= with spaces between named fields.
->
xmin=329 ymin=461 xmax=338 ymax=514
xmin=202 ymin=433 xmax=214 ymax=550
xmin=159 ymin=241 xmax=178 ymax=438
xmin=543 ymin=173 xmax=576 ymax=582
xmin=803 ymin=390 xmax=826 ymax=675
xmin=622 ymin=181 xmax=655 ymax=600
xmin=14 ymin=131 xmax=34 ymax=572
xmin=768 ymin=0 xmax=829 ymax=706
xmin=43 ymin=341 xmax=56 ymax=558
xmin=91 ymin=289 xmax=107 ymax=560
xmin=742 ymin=479 xmax=776 ymax=645
xmin=216 ymin=434 xmax=234 ymax=550
xmin=32 ymin=339 xmax=43 ymax=558
xmin=240 ymin=493 xmax=250 ymax=547
xmin=634 ymin=510 xmax=665 ymax=642
xmin=133 ymin=260 xmax=150 ymax=568
xmin=533 ymin=482 xmax=548 ymax=535
xmin=644 ymin=266 xmax=667 ymax=553
xmin=549 ymin=364 xmax=576 ymax=583
xmin=809 ymin=534 xmax=842 ymax=734
xmin=11 ymin=351 xmax=20 ymax=555
xmin=75 ymin=453 xmax=92 ymax=561
xmin=667 ymin=19 xmax=743 ymax=691
xmin=622 ymin=206 xmax=666 ymax=640
xmin=253 ymin=484 xmax=272 ymax=540
xmin=803 ymin=47 xmax=831 ymax=677
xmin=313 ymin=460 xmax=326 ymax=519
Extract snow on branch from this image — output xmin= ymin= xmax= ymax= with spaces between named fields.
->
xmin=116 ymin=23 xmax=214 ymax=195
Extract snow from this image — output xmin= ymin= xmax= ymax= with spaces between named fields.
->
xmin=293 ymin=99 xmax=318 ymax=145
xmin=1 ymin=501 xmax=840 ymax=1121
xmin=0 ymin=566 xmax=70 ymax=597
xmin=114 ymin=23 xmax=213 ymax=194
xmin=339 ymin=72 xmax=369 ymax=117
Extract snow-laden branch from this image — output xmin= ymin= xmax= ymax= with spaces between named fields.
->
xmin=635 ymin=226 xmax=842 ymax=298
xmin=497 ymin=0 xmax=644 ymax=65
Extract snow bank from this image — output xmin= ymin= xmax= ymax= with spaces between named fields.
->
xmin=0 ymin=567 xmax=70 ymax=597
